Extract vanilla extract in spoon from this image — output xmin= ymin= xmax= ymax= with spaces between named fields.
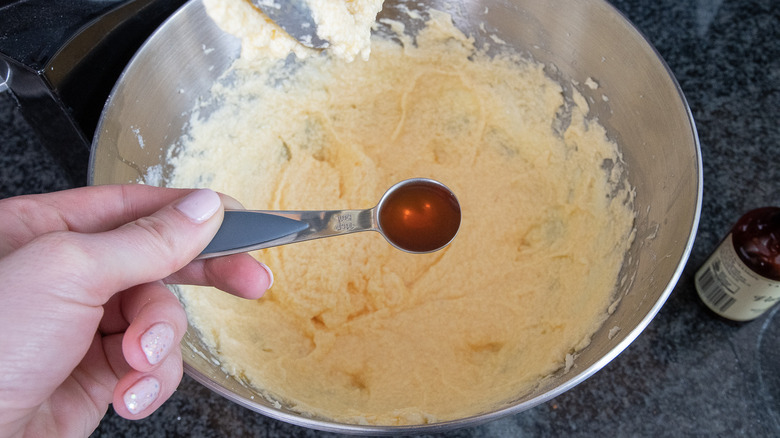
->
xmin=198 ymin=178 xmax=461 ymax=258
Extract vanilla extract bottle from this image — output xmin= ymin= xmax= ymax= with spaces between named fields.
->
xmin=695 ymin=207 xmax=780 ymax=321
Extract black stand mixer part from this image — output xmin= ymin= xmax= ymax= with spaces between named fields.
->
xmin=0 ymin=0 xmax=187 ymax=186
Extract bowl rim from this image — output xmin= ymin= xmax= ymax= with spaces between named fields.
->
xmin=92 ymin=0 xmax=703 ymax=433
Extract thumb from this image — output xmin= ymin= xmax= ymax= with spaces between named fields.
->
xmin=0 ymin=188 xmax=224 ymax=419
xmin=73 ymin=188 xmax=225 ymax=304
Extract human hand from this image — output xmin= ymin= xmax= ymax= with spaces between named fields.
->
xmin=0 ymin=185 xmax=273 ymax=437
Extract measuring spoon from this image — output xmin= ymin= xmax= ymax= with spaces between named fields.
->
xmin=198 ymin=178 xmax=461 ymax=259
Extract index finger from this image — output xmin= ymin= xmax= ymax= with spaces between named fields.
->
xmin=35 ymin=185 xmax=197 ymax=233
xmin=0 ymin=185 xmax=248 ymax=254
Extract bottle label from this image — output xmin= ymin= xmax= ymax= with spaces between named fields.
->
xmin=695 ymin=234 xmax=780 ymax=321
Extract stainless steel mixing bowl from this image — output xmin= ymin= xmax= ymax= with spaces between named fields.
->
xmin=89 ymin=0 xmax=701 ymax=434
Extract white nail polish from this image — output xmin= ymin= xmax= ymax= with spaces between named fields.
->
xmin=175 ymin=189 xmax=221 ymax=223
xmin=124 ymin=377 xmax=160 ymax=414
xmin=259 ymin=262 xmax=274 ymax=290
xmin=141 ymin=323 xmax=174 ymax=365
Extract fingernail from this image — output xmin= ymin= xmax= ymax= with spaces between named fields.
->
xmin=259 ymin=262 xmax=274 ymax=290
xmin=175 ymin=189 xmax=221 ymax=223
xmin=221 ymin=194 xmax=245 ymax=210
xmin=124 ymin=376 xmax=160 ymax=415
xmin=141 ymin=323 xmax=175 ymax=365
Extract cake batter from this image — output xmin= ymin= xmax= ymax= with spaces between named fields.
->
xmin=170 ymin=6 xmax=635 ymax=425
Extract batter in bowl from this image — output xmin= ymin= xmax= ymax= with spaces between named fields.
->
xmin=169 ymin=7 xmax=635 ymax=425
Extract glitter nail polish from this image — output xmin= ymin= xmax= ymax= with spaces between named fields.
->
xmin=124 ymin=377 xmax=160 ymax=414
xmin=141 ymin=322 xmax=175 ymax=365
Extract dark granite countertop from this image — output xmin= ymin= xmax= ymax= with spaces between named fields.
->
xmin=1 ymin=0 xmax=779 ymax=436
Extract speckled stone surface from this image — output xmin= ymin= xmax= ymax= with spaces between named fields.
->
xmin=1 ymin=0 xmax=779 ymax=436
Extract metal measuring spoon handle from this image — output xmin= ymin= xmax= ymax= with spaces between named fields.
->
xmin=198 ymin=208 xmax=374 ymax=259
